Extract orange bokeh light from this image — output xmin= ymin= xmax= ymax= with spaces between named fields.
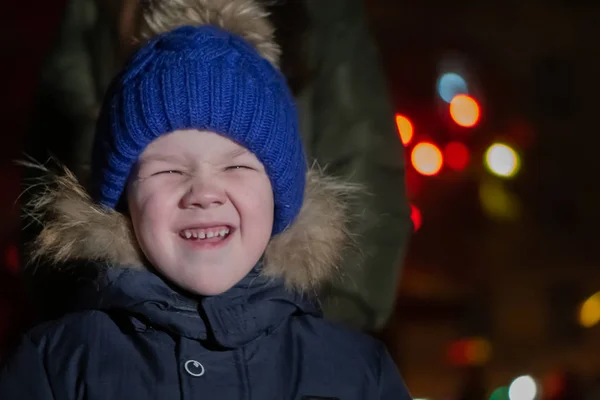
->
xmin=395 ymin=114 xmax=414 ymax=146
xmin=411 ymin=142 xmax=443 ymax=176
xmin=447 ymin=338 xmax=492 ymax=366
xmin=449 ymin=94 xmax=480 ymax=128
xmin=444 ymin=141 xmax=470 ymax=171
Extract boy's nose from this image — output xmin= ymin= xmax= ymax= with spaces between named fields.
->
xmin=179 ymin=179 xmax=227 ymax=209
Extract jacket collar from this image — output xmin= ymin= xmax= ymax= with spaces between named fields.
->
xmin=81 ymin=266 xmax=320 ymax=348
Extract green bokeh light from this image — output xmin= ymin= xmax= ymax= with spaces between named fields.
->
xmin=490 ymin=386 xmax=510 ymax=400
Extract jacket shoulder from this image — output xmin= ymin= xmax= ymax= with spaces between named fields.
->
xmin=287 ymin=315 xmax=412 ymax=398
xmin=293 ymin=315 xmax=387 ymax=368
xmin=26 ymin=309 xmax=131 ymax=349
xmin=303 ymin=316 xmax=382 ymax=345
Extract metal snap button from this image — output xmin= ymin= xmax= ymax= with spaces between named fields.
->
xmin=184 ymin=360 xmax=205 ymax=377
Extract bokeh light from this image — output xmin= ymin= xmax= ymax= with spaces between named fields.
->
xmin=395 ymin=114 xmax=414 ymax=146
xmin=4 ymin=244 xmax=19 ymax=273
xmin=490 ymin=387 xmax=510 ymax=400
xmin=411 ymin=142 xmax=443 ymax=176
xmin=450 ymin=94 xmax=480 ymax=128
xmin=479 ymin=179 xmax=520 ymax=222
xmin=579 ymin=291 xmax=600 ymax=328
xmin=437 ymin=72 xmax=468 ymax=103
xmin=444 ymin=141 xmax=470 ymax=171
xmin=485 ymin=143 xmax=520 ymax=178
xmin=543 ymin=370 xmax=567 ymax=398
xmin=508 ymin=376 xmax=537 ymax=400
xmin=410 ymin=204 xmax=422 ymax=232
xmin=447 ymin=337 xmax=492 ymax=366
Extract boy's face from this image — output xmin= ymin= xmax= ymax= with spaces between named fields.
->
xmin=127 ymin=129 xmax=274 ymax=296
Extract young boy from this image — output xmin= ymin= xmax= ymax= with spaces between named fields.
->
xmin=0 ymin=0 xmax=412 ymax=398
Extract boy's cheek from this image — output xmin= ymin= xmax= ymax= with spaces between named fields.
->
xmin=131 ymin=180 xmax=167 ymax=201
xmin=126 ymin=185 xmax=156 ymax=218
xmin=134 ymin=189 xmax=182 ymax=219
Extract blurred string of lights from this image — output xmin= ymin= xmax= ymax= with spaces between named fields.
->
xmin=395 ymin=68 xmax=529 ymax=232
xmin=442 ymin=339 xmax=581 ymax=400
xmin=414 ymin=369 xmax=584 ymax=400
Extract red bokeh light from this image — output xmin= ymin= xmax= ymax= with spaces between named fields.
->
xmin=444 ymin=141 xmax=470 ymax=171
xmin=410 ymin=204 xmax=422 ymax=232
xmin=4 ymin=244 xmax=19 ymax=274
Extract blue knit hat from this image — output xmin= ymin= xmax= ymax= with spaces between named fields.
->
xmin=91 ymin=25 xmax=306 ymax=235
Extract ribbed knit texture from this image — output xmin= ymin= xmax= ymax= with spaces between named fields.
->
xmin=91 ymin=26 xmax=306 ymax=234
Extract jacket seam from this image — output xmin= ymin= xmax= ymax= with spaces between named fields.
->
xmin=25 ymin=334 xmax=58 ymax=400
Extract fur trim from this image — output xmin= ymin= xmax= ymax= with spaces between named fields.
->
xmin=139 ymin=0 xmax=280 ymax=66
xmin=21 ymin=163 xmax=144 ymax=268
xmin=263 ymin=168 xmax=357 ymax=293
xmin=21 ymin=162 xmax=357 ymax=293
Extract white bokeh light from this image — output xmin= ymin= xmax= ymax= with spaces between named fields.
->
xmin=485 ymin=143 xmax=520 ymax=178
xmin=508 ymin=375 xmax=538 ymax=400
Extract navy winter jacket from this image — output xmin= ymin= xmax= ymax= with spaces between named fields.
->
xmin=1 ymin=267 xmax=411 ymax=399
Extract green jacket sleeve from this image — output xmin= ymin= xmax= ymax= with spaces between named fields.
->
xmin=299 ymin=0 xmax=411 ymax=331
xmin=30 ymin=0 xmax=114 ymax=180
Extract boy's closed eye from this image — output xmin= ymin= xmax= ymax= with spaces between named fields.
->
xmin=152 ymin=170 xmax=185 ymax=176
xmin=225 ymin=165 xmax=255 ymax=171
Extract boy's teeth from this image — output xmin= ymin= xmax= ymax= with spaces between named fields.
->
xmin=180 ymin=228 xmax=230 ymax=240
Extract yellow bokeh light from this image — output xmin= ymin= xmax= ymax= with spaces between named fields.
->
xmin=485 ymin=143 xmax=520 ymax=178
xmin=395 ymin=114 xmax=414 ymax=146
xmin=411 ymin=142 xmax=443 ymax=176
xmin=479 ymin=179 xmax=520 ymax=221
xmin=579 ymin=292 xmax=600 ymax=328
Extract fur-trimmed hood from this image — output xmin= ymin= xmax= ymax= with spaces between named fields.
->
xmin=23 ymin=163 xmax=355 ymax=295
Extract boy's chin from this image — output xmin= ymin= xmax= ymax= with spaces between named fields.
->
xmin=189 ymin=282 xmax=236 ymax=297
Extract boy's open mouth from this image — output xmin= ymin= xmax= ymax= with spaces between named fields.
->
xmin=178 ymin=225 xmax=232 ymax=242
